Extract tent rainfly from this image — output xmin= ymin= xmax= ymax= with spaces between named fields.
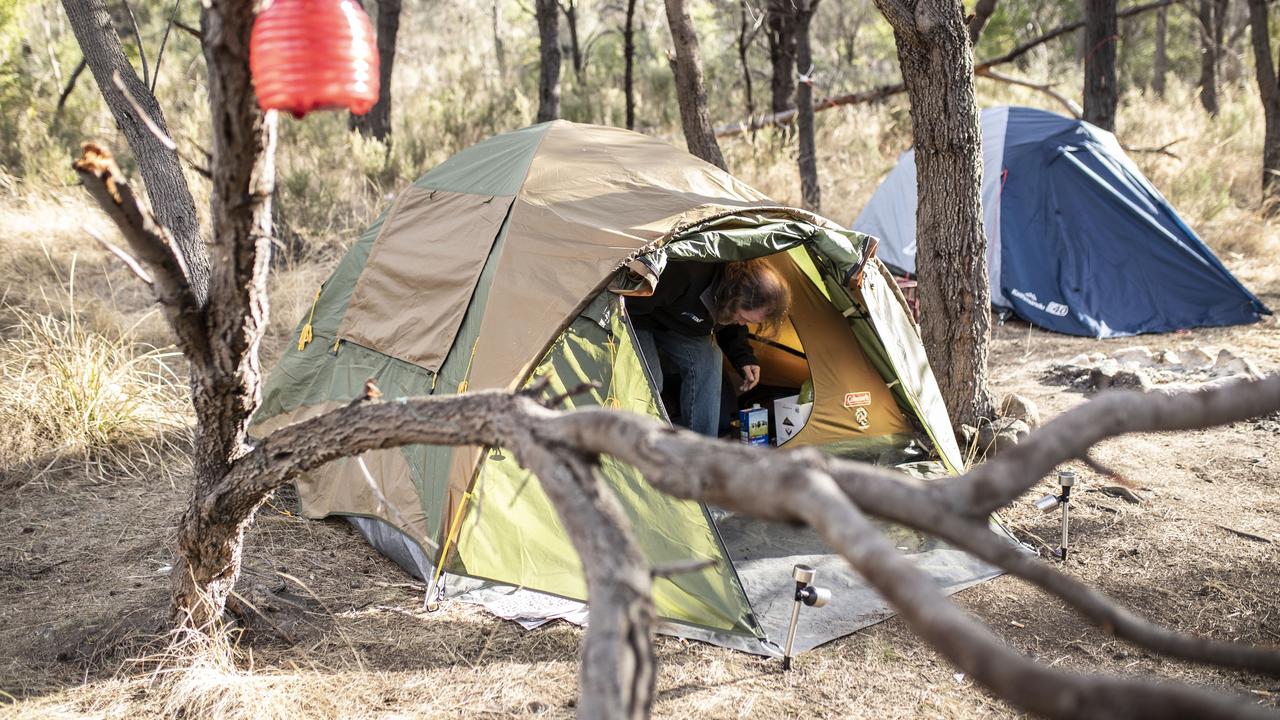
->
xmin=853 ymin=105 xmax=1270 ymax=338
xmin=254 ymin=121 xmax=1002 ymax=656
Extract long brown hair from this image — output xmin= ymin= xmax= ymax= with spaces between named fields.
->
xmin=714 ymin=259 xmax=791 ymax=337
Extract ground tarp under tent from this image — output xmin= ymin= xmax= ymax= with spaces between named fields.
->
xmin=253 ymin=120 xmax=1007 ymax=656
xmin=852 ymin=105 xmax=1270 ymax=338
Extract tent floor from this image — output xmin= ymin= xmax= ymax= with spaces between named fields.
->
xmin=348 ymin=514 xmax=1009 ymax=657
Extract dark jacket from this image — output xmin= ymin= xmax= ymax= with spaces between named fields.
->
xmin=625 ymin=261 xmax=757 ymax=371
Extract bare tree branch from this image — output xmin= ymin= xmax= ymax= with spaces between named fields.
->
xmin=941 ymin=376 xmax=1280 ymax=517
xmin=714 ymin=0 xmax=1179 ymax=137
xmin=72 ymin=143 xmax=210 ymax=364
xmin=150 ymin=0 xmax=183 ymax=94
xmin=215 ymin=375 xmax=1280 ymax=697
xmin=121 ymin=0 xmax=149 ymax=90
xmin=56 ymin=58 xmax=88 ymax=115
xmin=975 ymin=67 xmax=1083 ymax=117
xmin=84 ymin=225 xmax=154 ymax=286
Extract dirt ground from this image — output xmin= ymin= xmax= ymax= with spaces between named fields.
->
xmin=1 ymin=216 xmax=1278 ymax=719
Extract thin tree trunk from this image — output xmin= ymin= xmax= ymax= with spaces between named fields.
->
xmin=737 ymin=1 xmax=757 ymax=124
xmin=872 ymin=0 xmax=994 ymax=428
xmin=493 ymin=0 xmax=506 ymax=78
xmin=61 ymin=0 xmax=209 ymax=301
xmin=664 ymin=0 xmax=727 ymax=170
xmin=536 ymin=0 xmax=562 ymax=122
xmin=1153 ymin=6 xmax=1167 ymax=97
xmin=350 ymin=0 xmax=401 ymax=140
xmin=1247 ymin=0 xmax=1280 ymax=214
xmin=169 ymin=0 xmax=278 ymax=632
xmin=765 ymin=0 xmax=797 ymax=114
xmin=1198 ymin=0 xmax=1229 ymax=116
xmin=796 ymin=0 xmax=820 ymax=211
xmin=560 ymin=0 xmax=585 ymax=87
xmin=1083 ymin=0 xmax=1119 ymax=131
xmin=625 ymin=0 xmax=639 ymax=129
xmin=968 ymin=0 xmax=1000 ymax=45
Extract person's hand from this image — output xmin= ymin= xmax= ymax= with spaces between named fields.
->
xmin=739 ymin=364 xmax=761 ymax=392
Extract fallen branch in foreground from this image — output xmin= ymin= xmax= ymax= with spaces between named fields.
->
xmin=219 ymin=373 xmax=1280 ymax=720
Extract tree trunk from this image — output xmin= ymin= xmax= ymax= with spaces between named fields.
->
xmin=625 ymin=0 xmax=639 ymax=129
xmin=796 ymin=0 xmax=820 ymax=211
xmin=664 ymin=0 xmax=727 ymax=170
xmin=493 ymin=0 xmax=506 ymax=78
xmin=350 ymin=0 xmax=401 ymax=141
xmin=61 ymin=0 xmax=209 ymax=301
xmin=536 ymin=0 xmax=562 ymax=122
xmin=1083 ymin=0 xmax=1118 ymax=132
xmin=169 ymin=0 xmax=278 ymax=633
xmin=1153 ymin=6 xmax=1167 ymax=97
xmin=561 ymin=0 xmax=585 ymax=87
xmin=872 ymin=0 xmax=994 ymax=428
xmin=1247 ymin=0 xmax=1280 ymax=214
xmin=1197 ymin=0 xmax=1229 ymax=116
xmin=737 ymin=1 xmax=757 ymax=124
xmin=765 ymin=0 xmax=797 ymax=114
xmin=968 ymin=0 xmax=1000 ymax=45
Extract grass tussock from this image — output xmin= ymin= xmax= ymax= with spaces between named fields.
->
xmin=0 ymin=261 xmax=188 ymax=479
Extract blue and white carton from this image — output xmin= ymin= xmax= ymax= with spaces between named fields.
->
xmin=739 ymin=404 xmax=769 ymax=446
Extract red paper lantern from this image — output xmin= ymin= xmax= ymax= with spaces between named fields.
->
xmin=249 ymin=0 xmax=380 ymax=119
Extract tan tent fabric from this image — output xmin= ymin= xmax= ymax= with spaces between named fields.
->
xmin=298 ymin=448 xmax=432 ymax=550
xmin=761 ymin=254 xmax=911 ymax=446
xmin=339 ymin=188 xmax=516 ymax=372
xmin=258 ymin=402 xmax=430 ymax=542
xmin=464 ymin=124 xmax=774 ymax=391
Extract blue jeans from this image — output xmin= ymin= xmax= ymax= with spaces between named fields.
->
xmin=635 ymin=329 xmax=723 ymax=437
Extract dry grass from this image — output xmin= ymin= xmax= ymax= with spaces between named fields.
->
xmin=1 ymin=80 xmax=1279 ymax=719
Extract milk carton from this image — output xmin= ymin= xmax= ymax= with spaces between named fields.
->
xmin=738 ymin=404 xmax=769 ymax=446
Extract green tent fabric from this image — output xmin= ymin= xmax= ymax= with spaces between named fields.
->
xmin=254 ymin=120 xmax=1001 ymax=655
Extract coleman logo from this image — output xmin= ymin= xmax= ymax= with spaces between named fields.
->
xmin=854 ymin=407 xmax=870 ymax=429
xmin=843 ymin=392 xmax=872 ymax=408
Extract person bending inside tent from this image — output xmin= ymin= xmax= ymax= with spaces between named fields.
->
xmin=627 ymin=259 xmax=791 ymax=437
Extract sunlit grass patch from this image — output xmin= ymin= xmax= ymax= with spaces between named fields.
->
xmin=0 ymin=260 xmax=189 ymax=479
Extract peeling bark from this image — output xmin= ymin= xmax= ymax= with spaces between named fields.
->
xmin=872 ymin=0 xmax=995 ymax=427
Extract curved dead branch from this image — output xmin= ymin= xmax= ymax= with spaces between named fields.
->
xmin=203 ymin=373 xmax=1280 ymax=718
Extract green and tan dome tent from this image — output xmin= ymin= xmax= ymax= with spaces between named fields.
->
xmin=254 ymin=121 xmax=1001 ymax=656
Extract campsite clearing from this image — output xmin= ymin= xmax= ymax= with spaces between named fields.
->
xmin=0 ymin=195 xmax=1276 ymax=717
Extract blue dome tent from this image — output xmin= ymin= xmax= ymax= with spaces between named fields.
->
xmin=852 ymin=106 xmax=1269 ymax=337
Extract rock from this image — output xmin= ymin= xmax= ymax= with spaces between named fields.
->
xmin=1156 ymin=349 xmax=1181 ymax=366
xmin=1181 ymin=347 xmax=1215 ymax=370
xmin=1202 ymin=373 xmax=1254 ymax=390
xmin=993 ymin=418 xmax=1031 ymax=451
xmin=999 ymin=393 xmax=1041 ymax=429
xmin=1211 ymin=350 xmax=1263 ymax=380
xmin=959 ymin=418 xmax=1029 ymax=457
xmin=1090 ymin=363 xmax=1152 ymax=392
xmin=1089 ymin=352 xmax=1107 ymax=363
xmin=1066 ymin=353 xmax=1094 ymax=367
xmin=1112 ymin=346 xmax=1154 ymax=368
